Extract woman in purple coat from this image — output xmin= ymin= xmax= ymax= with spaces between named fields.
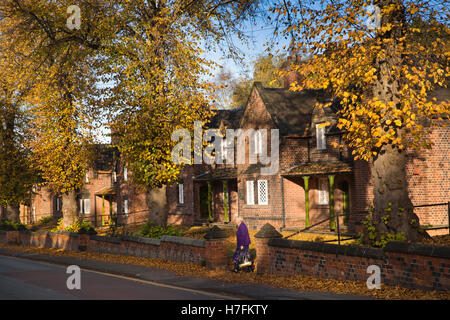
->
xmin=232 ymin=216 xmax=251 ymax=272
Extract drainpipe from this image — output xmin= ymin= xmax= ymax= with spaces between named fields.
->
xmin=302 ymin=176 xmax=310 ymax=228
xmin=328 ymin=175 xmax=335 ymax=231
xmin=102 ymin=195 xmax=105 ymax=226
xmin=207 ymin=181 xmax=212 ymax=222
xmin=223 ymin=180 xmax=228 ymax=223
xmin=280 ymin=176 xmax=286 ymax=229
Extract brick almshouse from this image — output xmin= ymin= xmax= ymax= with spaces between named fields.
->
xmin=167 ymin=79 xmax=449 ymax=235
xmin=15 ymin=77 xmax=449 ymax=235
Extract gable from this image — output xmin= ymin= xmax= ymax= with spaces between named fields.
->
xmin=240 ymin=84 xmax=277 ymax=130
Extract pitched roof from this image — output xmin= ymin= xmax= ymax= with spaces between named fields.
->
xmin=208 ymin=107 xmax=244 ymax=129
xmin=194 ymin=167 xmax=237 ymax=181
xmin=92 ymin=144 xmax=118 ymax=171
xmin=252 ymin=82 xmax=338 ymax=136
xmin=280 ymin=161 xmax=353 ymax=176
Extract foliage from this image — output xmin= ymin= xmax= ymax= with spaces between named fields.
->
xmin=0 ymin=69 xmax=37 ymax=210
xmin=37 ymin=216 xmax=53 ymax=225
xmin=52 ymin=218 xmax=95 ymax=234
xmin=135 ymin=222 xmax=183 ymax=239
xmin=268 ymin=0 xmax=448 ymax=241
xmin=0 ymin=219 xmax=28 ymax=231
xmin=229 ymin=54 xmax=286 ymax=108
xmin=271 ymin=0 xmax=448 ymax=160
xmin=357 ymin=214 xmax=407 ymax=247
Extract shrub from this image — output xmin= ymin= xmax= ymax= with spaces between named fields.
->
xmin=356 ymin=214 xmax=407 ymax=248
xmin=37 ymin=216 xmax=53 ymax=225
xmin=52 ymin=218 xmax=95 ymax=234
xmin=0 ymin=219 xmax=28 ymax=231
xmin=135 ymin=221 xmax=182 ymax=239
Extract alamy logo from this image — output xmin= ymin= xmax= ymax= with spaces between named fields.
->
xmin=67 ymin=5 xmax=81 ymax=30
xmin=366 ymin=5 xmax=381 ymax=30
xmin=66 ymin=265 xmax=81 ymax=290
xmin=366 ymin=265 xmax=381 ymax=290
xmin=171 ymin=121 xmax=279 ymax=175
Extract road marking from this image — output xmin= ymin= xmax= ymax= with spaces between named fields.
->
xmin=0 ymin=254 xmax=242 ymax=300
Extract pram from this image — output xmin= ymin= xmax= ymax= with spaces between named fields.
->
xmin=232 ymin=247 xmax=255 ymax=273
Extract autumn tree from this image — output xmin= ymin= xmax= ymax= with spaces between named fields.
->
xmin=101 ymin=0 xmax=259 ymax=192
xmin=1 ymin=0 xmax=258 ymax=227
xmin=270 ymin=0 xmax=449 ymax=242
xmin=0 ymin=81 xmax=36 ymax=222
xmin=0 ymin=0 xmax=111 ymax=227
xmin=230 ymin=53 xmax=285 ymax=108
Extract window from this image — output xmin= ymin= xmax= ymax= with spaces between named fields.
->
xmin=246 ymin=180 xmax=255 ymax=205
xmin=318 ymin=178 xmax=329 ymax=205
xmin=220 ymin=138 xmax=228 ymax=161
xmin=246 ymin=180 xmax=269 ymax=205
xmin=178 ymin=183 xmax=184 ymax=204
xmin=79 ymin=198 xmax=90 ymax=214
xmin=254 ymin=130 xmax=263 ymax=155
xmin=124 ymin=167 xmax=128 ymax=181
xmin=112 ymin=171 xmax=117 ymax=183
xmin=85 ymin=172 xmax=89 ymax=183
xmin=123 ymin=198 xmax=129 ymax=215
xmin=55 ymin=197 xmax=62 ymax=212
xmin=257 ymin=180 xmax=269 ymax=205
xmin=32 ymin=207 xmax=36 ymax=223
xmin=316 ymin=124 xmax=326 ymax=150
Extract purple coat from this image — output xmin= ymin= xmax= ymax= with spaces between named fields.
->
xmin=236 ymin=222 xmax=251 ymax=248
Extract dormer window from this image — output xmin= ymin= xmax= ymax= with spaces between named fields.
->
xmin=316 ymin=124 xmax=326 ymax=150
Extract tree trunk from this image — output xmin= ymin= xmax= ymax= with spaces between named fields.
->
xmin=371 ymin=145 xmax=425 ymax=242
xmin=367 ymin=0 xmax=427 ymax=242
xmin=5 ymin=204 xmax=20 ymax=223
xmin=62 ymin=190 xmax=78 ymax=228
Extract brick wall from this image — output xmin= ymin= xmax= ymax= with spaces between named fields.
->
xmin=0 ymin=230 xmax=229 ymax=270
xmin=255 ymin=236 xmax=450 ymax=291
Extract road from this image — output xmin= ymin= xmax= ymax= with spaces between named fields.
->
xmin=0 ymin=255 xmax=237 ymax=300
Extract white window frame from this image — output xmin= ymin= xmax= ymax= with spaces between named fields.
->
xmin=178 ymin=183 xmax=184 ymax=204
xmin=220 ymin=138 xmax=228 ymax=161
xmin=246 ymin=180 xmax=255 ymax=205
xmin=124 ymin=167 xmax=128 ymax=181
xmin=254 ymin=130 xmax=263 ymax=155
xmin=113 ymin=171 xmax=117 ymax=183
xmin=85 ymin=172 xmax=89 ymax=183
xmin=316 ymin=124 xmax=326 ymax=150
xmin=79 ymin=198 xmax=91 ymax=214
xmin=56 ymin=197 xmax=61 ymax=212
xmin=318 ymin=178 xmax=329 ymax=205
xmin=257 ymin=180 xmax=269 ymax=205
xmin=123 ymin=199 xmax=129 ymax=215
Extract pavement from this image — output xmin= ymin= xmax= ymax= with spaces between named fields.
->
xmin=0 ymin=247 xmax=372 ymax=300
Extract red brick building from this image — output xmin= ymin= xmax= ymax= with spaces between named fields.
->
xmin=167 ymin=82 xmax=449 ymax=235
xmin=20 ymin=144 xmax=167 ymax=227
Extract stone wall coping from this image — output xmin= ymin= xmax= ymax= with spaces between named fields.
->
xmin=254 ymin=223 xmax=283 ymax=239
xmin=32 ymin=230 xmax=50 ymax=235
xmin=268 ymin=238 xmax=385 ymax=260
xmin=52 ymin=230 xmax=80 ymax=237
xmin=161 ymin=235 xmax=206 ymax=248
xmin=384 ymin=241 xmax=450 ymax=259
xmin=268 ymin=238 xmax=450 ymax=260
xmin=204 ymin=226 xmax=228 ymax=239
xmin=90 ymin=235 xmax=121 ymax=244
xmin=121 ymin=235 xmax=161 ymax=246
